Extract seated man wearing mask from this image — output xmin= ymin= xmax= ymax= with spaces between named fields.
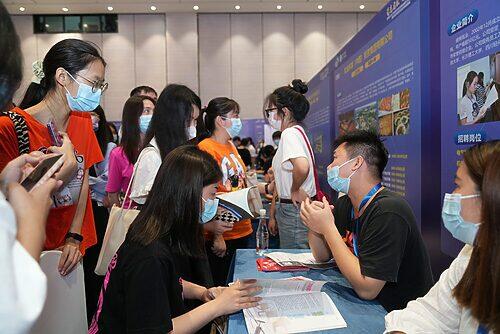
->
xmin=300 ymin=130 xmax=433 ymax=311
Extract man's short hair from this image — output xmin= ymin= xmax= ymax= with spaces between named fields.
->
xmin=333 ymin=130 xmax=388 ymax=179
xmin=478 ymin=72 xmax=484 ymax=79
xmin=272 ymin=131 xmax=282 ymax=139
xmin=130 ymin=85 xmax=157 ymax=98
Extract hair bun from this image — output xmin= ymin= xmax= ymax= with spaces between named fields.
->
xmin=291 ymin=79 xmax=308 ymax=94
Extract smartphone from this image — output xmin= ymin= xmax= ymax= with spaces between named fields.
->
xmin=47 ymin=120 xmax=63 ymax=147
xmin=21 ymin=154 xmax=64 ymax=192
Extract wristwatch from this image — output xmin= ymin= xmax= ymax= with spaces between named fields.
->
xmin=65 ymin=232 xmax=83 ymax=242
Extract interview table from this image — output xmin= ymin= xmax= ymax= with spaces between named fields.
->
xmin=227 ymin=249 xmax=387 ymax=334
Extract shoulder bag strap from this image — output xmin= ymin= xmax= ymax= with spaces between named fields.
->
xmin=0 ymin=111 xmax=30 ymax=155
xmin=293 ymin=125 xmax=321 ymax=193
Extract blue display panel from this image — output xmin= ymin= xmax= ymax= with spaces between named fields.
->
xmin=305 ymin=64 xmax=335 ymax=197
xmin=240 ymin=119 xmax=267 ymax=144
xmin=440 ymin=0 xmax=500 ymax=257
xmin=332 ymin=0 xmax=423 ymax=227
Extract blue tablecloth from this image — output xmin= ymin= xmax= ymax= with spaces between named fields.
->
xmin=227 ymin=249 xmax=387 ymax=334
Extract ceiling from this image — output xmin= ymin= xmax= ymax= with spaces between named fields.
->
xmin=5 ymin=0 xmax=387 ymax=14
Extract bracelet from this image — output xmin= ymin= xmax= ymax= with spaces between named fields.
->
xmin=65 ymin=232 xmax=83 ymax=242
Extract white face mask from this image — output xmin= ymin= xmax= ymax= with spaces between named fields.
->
xmin=187 ymin=125 xmax=197 ymax=140
xmin=268 ymin=111 xmax=282 ymax=131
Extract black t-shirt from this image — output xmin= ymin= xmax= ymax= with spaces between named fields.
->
xmin=334 ymin=188 xmax=434 ymax=311
xmin=90 ymin=239 xmax=186 ymax=333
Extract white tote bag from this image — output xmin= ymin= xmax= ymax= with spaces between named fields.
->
xmin=94 ymin=159 xmax=141 ymax=276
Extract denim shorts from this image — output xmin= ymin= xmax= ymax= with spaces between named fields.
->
xmin=275 ymin=202 xmax=310 ymax=249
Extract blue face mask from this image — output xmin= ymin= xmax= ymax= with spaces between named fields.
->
xmin=139 ymin=115 xmax=152 ymax=134
xmin=201 ymin=197 xmax=219 ymax=224
xmin=327 ymin=157 xmax=359 ymax=194
xmin=223 ymin=117 xmax=242 ymax=138
xmin=442 ymin=193 xmax=481 ymax=245
xmin=64 ymin=71 xmax=101 ymax=112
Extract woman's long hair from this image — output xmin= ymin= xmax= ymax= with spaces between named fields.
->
xmin=453 ymin=140 xmax=500 ymax=332
xmin=0 ymin=2 xmax=22 ymax=111
xmin=462 ymin=71 xmax=478 ymax=97
xmin=144 ymin=84 xmax=201 ymax=160
xmin=120 ymin=96 xmax=144 ymax=164
xmin=92 ymin=105 xmax=112 ymax=156
xmin=127 ymin=145 xmax=222 ymax=258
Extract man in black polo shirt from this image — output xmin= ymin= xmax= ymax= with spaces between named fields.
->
xmin=300 ymin=130 xmax=433 ymax=311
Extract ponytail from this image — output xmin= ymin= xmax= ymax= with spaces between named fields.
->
xmin=196 ymin=106 xmax=211 ymax=142
xmin=19 ymin=82 xmax=46 ymax=109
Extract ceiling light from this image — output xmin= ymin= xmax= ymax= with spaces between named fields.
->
xmin=235 ymin=5 xmax=241 ymax=10
xmin=317 ymin=4 xmax=323 ymax=9
xmin=107 ymin=6 xmax=114 ymax=11
xmin=62 ymin=7 xmax=69 ymax=12
xmin=45 ymin=24 xmax=50 ymax=28
xmin=359 ymin=4 xmax=365 ymax=10
xmin=276 ymin=5 xmax=282 ymax=10
xmin=193 ymin=5 xmax=199 ymax=10
xmin=150 ymin=5 xmax=157 ymax=11
xmin=19 ymin=6 xmax=26 ymax=12
xmin=83 ymin=23 xmax=88 ymax=28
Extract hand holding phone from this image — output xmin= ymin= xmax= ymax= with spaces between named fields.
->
xmin=20 ymin=154 xmax=64 ymax=192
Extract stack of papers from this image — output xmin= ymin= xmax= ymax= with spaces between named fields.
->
xmin=243 ymin=278 xmax=347 ymax=334
xmin=265 ymin=252 xmax=335 ymax=269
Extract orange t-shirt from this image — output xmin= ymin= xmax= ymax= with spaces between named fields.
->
xmin=0 ymin=107 xmax=103 ymax=254
xmin=198 ymin=138 xmax=253 ymax=240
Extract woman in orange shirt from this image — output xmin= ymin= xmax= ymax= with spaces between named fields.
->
xmin=197 ymin=97 xmax=252 ymax=286
xmin=0 ymin=39 xmax=105 ymax=276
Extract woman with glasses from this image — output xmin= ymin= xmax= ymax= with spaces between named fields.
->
xmin=264 ymin=79 xmax=316 ymax=249
xmin=0 ymin=38 xmax=108 ymax=276
xmin=197 ymin=97 xmax=250 ymax=286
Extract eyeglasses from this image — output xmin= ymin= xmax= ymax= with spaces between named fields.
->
xmin=76 ymin=74 xmax=109 ymax=93
xmin=264 ymin=107 xmax=278 ymax=119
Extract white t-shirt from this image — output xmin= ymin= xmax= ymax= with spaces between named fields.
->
xmin=247 ymin=145 xmax=257 ymax=158
xmin=0 ymin=192 xmax=47 ymax=334
xmin=459 ymin=94 xmax=478 ymax=123
xmin=385 ymin=245 xmax=491 ymax=333
xmin=272 ymin=125 xmax=316 ymax=199
xmin=129 ymin=138 xmax=162 ymax=205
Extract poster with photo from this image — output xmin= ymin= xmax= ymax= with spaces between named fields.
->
xmin=456 ymin=54 xmax=500 ymax=126
xmin=332 ymin=0 xmax=423 ymax=227
xmin=440 ymin=0 xmax=500 ymax=256
xmin=304 ymin=64 xmax=335 ymax=198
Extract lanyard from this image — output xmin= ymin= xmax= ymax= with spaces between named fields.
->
xmin=351 ymin=183 xmax=382 ymax=257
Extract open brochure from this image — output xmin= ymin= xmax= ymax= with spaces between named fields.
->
xmin=243 ymin=278 xmax=347 ymax=334
xmin=483 ymin=84 xmax=499 ymax=111
xmin=216 ymin=186 xmax=263 ymax=220
xmin=265 ymin=251 xmax=335 ymax=269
